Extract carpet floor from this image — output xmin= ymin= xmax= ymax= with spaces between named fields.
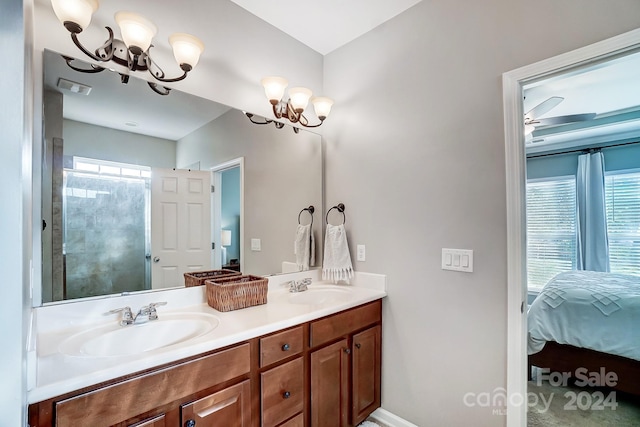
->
xmin=527 ymin=381 xmax=640 ymax=426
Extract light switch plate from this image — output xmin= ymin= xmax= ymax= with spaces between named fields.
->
xmin=441 ymin=248 xmax=473 ymax=273
xmin=357 ymin=245 xmax=366 ymax=261
xmin=251 ymin=238 xmax=261 ymax=251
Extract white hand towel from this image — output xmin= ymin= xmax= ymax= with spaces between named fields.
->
xmin=294 ymin=223 xmax=315 ymax=271
xmin=322 ymin=224 xmax=354 ymax=283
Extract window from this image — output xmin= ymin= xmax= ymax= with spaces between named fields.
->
xmin=605 ymin=170 xmax=640 ymax=275
xmin=526 ymin=177 xmax=577 ymax=290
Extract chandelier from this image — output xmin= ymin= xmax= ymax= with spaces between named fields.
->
xmin=50 ymin=0 xmax=204 ymax=95
xmin=258 ymin=77 xmax=334 ymax=129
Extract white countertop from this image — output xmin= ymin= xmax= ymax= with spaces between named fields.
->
xmin=28 ymin=271 xmax=386 ymax=403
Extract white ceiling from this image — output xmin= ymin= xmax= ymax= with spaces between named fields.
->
xmin=229 ymin=0 xmax=424 ymax=55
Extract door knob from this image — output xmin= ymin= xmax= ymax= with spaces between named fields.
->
xmin=153 ymin=256 xmax=160 ymax=263
xmin=344 ymin=348 xmax=351 ymax=354
xmin=185 ymin=420 xmax=196 ymax=427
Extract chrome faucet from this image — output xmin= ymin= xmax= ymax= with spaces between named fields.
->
xmin=289 ymin=278 xmax=312 ymax=293
xmin=108 ymin=301 xmax=167 ymax=326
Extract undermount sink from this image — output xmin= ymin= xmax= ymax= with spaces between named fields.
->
xmin=58 ymin=312 xmax=220 ymax=358
xmin=284 ymin=285 xmax=354 ymax=305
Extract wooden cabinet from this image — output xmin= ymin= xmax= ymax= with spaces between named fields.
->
xmin=310 ymin=302 xmax=382 ymax=427
xmin=29 ymin=300 xmax=382 ymax=427
xmin=351 ymin=325 xmax=381 ymax=426
xmin=310 ymin=339 xmax=349 ymax=427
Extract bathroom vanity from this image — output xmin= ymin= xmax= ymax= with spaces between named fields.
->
xmin=27 ymin=273 xmax=385 ymax=427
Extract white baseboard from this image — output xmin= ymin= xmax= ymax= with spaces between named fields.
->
xmin=370 ymin=408 xmax=419 ymax=427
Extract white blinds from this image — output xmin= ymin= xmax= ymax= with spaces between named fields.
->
xmin=526 ymin=177 xmax=577 ymax=290
xmin=605 ymin=171 xmax=640 ymax=275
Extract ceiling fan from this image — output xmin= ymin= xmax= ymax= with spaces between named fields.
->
xmin=524 ymin=96 xmax=597 ymax=138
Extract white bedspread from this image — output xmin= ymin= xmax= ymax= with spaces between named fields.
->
xmin=527 ymin=270 xmax=640 ymax=361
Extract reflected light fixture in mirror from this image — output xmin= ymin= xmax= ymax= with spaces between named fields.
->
xmin=255 ymin=76 xmax=333 ymax=129
xmin=50 ymin=0 xmax=205 ymax=95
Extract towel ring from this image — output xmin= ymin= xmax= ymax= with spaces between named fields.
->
xmin=298 ymin=205 xmax=315 ymax=226
xmin=325 ymin=203 xmax=346 ymax=225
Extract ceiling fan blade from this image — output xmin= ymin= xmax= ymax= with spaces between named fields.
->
xmin=524 ymin=96 xmax=564 ymax=120
xmin=534 ymin=112 xmax=597 ymax=126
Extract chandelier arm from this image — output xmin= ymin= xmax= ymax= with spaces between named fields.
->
xmin=245 ymin=112 xmax=273 ymax=125
xmin=271 ymin=103 xmax=284 ymax=119
xmin=144 ymin=47 xmax=167 ymax=80
xmin=286 ymin=102 xmax=301 ymax=123
xmin=150 ymin=69 xmax=188 ymax=83
xmin=148 ymin=82 xmax=171 ymax=96
xmin=63 ymin=56 xmax=105 ymax=74
xmin=70 ymin=27 xmax=114 ymax=63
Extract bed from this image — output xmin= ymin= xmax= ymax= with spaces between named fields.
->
xmin=527 ymin=270 xmax=640 ymax=395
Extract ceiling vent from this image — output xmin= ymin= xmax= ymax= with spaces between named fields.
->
xmin=57 ymin=78 xmax=92 ymax=95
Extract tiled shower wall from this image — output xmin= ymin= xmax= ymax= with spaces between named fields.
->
xmin=64 ymin=172 xmax=149 ymax=299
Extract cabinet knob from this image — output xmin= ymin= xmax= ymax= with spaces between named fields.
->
xmin=344 ymin=348 xmax=351 ymax=354
xmin=283 ymin=391 xmax=291 ymax=399
xmin=282 ymin=343 xmax=290 ymax=351
xmin=185 ymin=420 xmax=196 ymax=427
xmin=355 ymin=343 xmax=361 ymax=349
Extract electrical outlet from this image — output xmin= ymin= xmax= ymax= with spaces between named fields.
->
xmin=357 ymin=245 xmax=366 ymax=261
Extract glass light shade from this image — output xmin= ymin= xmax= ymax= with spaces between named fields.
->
xmin=221 ymin=230 xmax=232 ymax=247
xmin=169 ymin=33 xmax=205 ymax=68
xmin=114 ymin=11 xmax=157 ymax=52
xmin=288 ymin=87 xmax=313 ymax=112
xmin=51 ymin=0 xmax=99 ymax=30
xmin=312 ymin=97 xmax=333 ymax=119
xmin=261 ymin=77 xmax=288 ymax=103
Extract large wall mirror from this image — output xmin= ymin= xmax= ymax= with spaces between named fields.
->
xmin=41 ymin=49 xmax=322 ymax=305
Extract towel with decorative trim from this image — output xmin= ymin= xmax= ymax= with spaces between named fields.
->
xmin=294 ymin=223 xmax=315 ymax=271
xmin=322 ymin=223 xmax=354 ymax=283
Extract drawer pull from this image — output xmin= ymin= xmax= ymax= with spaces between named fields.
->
xmin=283 ymin=391 xmax=291 ymax=399
xmin=355 ymin=343 xmax=361 ymax=349
xmin=282 ymin=343 xmax=290 ymax=351
xmin=185 ymin=420 xmax=196 ymax=427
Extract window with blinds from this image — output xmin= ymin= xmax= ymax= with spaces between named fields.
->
xmin=605 ymin=170 xmax=640 ymax=275
xmin=526 ymin=177 xmax=577 ymax=290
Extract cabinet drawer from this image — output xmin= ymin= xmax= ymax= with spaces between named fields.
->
xmin=55 ymin=343 xmax=250 ymax=426
xmin=278 ymin=413 xmax=304 ymax=427
xmin=260 ymin=325 xmax=304 ymax=367
xmin=310 ymin=300 xmax=381 ymax=348
xmin=261 ymin=357 xmax=304 ymax=427
xmin=181 ymin=379 xmax=251 ymax=427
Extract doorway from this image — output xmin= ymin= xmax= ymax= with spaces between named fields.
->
xmin=211 ymin=158 xmax=244 ymax=271
xmin=503 ymin=29 xmax=640 ymax=427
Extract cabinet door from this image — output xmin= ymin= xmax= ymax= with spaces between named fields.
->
xmin=310 ymin=339 xmax=349 ymax=427
xmin=181 ymin=380 xmax=251 ymax=427
xmin=352 ymin=325 xmax=381 ymax=426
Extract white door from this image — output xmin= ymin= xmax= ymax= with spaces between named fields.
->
xmin=151 ymin=168 xmax=211 ymax=289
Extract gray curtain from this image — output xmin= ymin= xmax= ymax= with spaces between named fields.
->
xmin=576 ymin=151 xmax=610 ymax=272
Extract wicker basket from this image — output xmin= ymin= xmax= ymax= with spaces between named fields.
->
xmin=184 ymin=269 xmax=242 ymax=288
xmin=205 ymin=275 xmax=268 ymax=312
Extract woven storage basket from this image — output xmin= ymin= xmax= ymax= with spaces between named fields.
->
xmin=184 ymin=269 xmax=242 ymax=288
xmin=205 ymin=275 xmax=268 ymax=312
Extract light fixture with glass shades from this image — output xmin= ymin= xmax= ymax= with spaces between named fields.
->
xmin=50 ymin=0 xmax=205 ymax=95
xmin=257 ymin=76 xmax=334 ymax=129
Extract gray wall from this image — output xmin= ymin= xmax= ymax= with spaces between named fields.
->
xmin=177 ymin=109 xmax=322 ymax=276
xmin=63 ymin=119 xmax=177 ymax=168
xmin=322 ymin=1 xmax=640 ymax=425
xmin=0 ymin=0 xmax=30 ymax=425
